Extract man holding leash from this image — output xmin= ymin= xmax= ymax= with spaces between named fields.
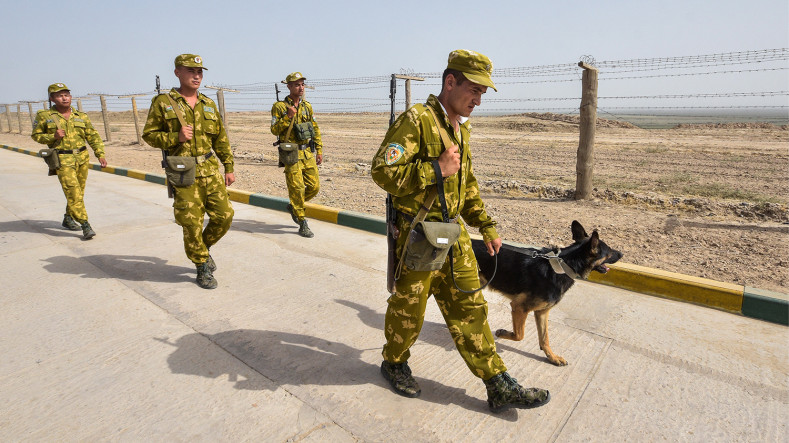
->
xmin=370 ymin=50 xmax=550 ymax=412
xmin=270 ymin=72 xmax=323 ymax=238
xmin=143 ymin=54 xmax=235 ymax=290
xmin=32 ymin=83 xmax=108 ymax=240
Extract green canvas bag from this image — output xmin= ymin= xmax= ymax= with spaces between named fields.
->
xmin=278 ymin=142 xmax=299 ymax=166
xmin=164 ymin=156 xmax=196 ymax=187
xmin=39 ymin=148 xmax=60 ymax=172
xmin=403 ymin=220 xmax=461 ymax=271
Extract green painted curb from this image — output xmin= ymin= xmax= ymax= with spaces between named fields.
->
xmin=2 ymin=143 xmax=787 ymax=324
xmin=742 ymin=287 xmax=789 ymax=325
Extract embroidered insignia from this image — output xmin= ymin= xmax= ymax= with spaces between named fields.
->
xmin=204 ymin=106 xmax=214 ymax=113
xmin=270 ymin=116 xmax=277 ymax=125
xmin=165 ymin=105 xmax=173 ymax=112
xmin=194 ymin=56 xmax=202 ymax=64
xmin=57 ymin=83 xmax=64 ymax=87
xmin=385 ymin=143 xmax=405 ymax=165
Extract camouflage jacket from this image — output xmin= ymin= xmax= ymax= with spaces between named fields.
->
xmin=270 ymin=96 xmax=323 ymax=155
xmin=31 ymin=107 xmax=105 ymax=167
xmin=142 ymin=88 xmax=234 ymax=176
xmin=371 ymin=94 xmax=498 ymax=242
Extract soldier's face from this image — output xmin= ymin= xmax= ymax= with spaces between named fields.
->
xmin=175 ymin=66 xmax=204 ymax=90
xmin=446 ymin=75 xmax=487 ymax=118
xmin=51 ymin=91 xmax=71 ymax=108
xmin=287 ymin=80 xmax=305 ymax=98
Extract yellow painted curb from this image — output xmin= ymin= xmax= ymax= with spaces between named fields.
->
xmin=588 ymin=262 xmax=744 ymax=312
xmin=305 ymin=203 xmax=340 ymax=224
xmin=126 ymin=170 xmax=146 ymax=180
xmin=227 ymin=188 xmax=252 ymax=204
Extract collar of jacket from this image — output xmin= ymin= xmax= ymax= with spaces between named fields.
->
xmin=169 ymin=88 xmax=208 ymax=105
xmin=426 ymin=94 xmax=470 ymax=134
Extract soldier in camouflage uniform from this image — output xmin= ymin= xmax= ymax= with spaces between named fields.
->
xmin=270 ymin=72 xmax=323 ymax=238
xmin=371 ymin=50 xmax=550 ymax=413
xmin=32 ymin=83 xmax=108 ymax=240
xmin=142 ymin=54 xmax=235 ymax=289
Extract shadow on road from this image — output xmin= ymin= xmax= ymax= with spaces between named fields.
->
xmin=41 ymin=254 xmax=194 ymax=283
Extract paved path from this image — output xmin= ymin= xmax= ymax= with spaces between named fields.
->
xmin=0 ymin=149 xmax=786 ymax=442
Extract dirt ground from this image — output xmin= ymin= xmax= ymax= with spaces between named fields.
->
xmin=3 ymin=111 xmax=787 ymax=293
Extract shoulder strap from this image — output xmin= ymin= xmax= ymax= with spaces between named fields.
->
xmin=163 ymin=93 xmax=188 ymax=128
xmin=425 ymin=106 xmax=455 ymax=154
xmin=284 ymin=100 xmax=300 ymax=141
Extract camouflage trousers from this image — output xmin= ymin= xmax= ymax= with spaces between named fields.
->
xmin=172 ymin=171 xmax=234 ymax=264
xmin=383 ymin=221 xmax=507 ymax=380
xmin=284 ymin=151 xmax=319 ymax=220
xmin=56 ymin=159 xmax=90 ymax=223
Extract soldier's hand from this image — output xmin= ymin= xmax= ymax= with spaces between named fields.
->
xmin=316 ymin=154 xmax=323 ymax=165
xmin=438 ymin=145 xmax=460 ymax=177
xmin=54 ymin=129 xmax=66 ymax=140
xmin=286 ymin=106 xmax=297 ymax=118
xmin=99 ymin=157 xmax=108 ymax=168
xmin=179 ymin=125 xmax=194 ymax=143
xmin=485 ymin=237 xmax=502 ymax=256
xmin=225 ymin=172 xmax=235 ymax=187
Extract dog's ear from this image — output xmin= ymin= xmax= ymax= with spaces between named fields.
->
xmin=571 ymin=220 xmax=588 ymax=242
xmin=588 ymin=230 xmax=600 ymax=253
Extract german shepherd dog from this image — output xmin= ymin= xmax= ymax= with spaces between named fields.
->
xmin=471 ymin=221 xmax=623 ymax=366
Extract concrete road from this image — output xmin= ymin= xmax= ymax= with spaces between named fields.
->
xmin=0 ymin=148 xmax=786 ymax=442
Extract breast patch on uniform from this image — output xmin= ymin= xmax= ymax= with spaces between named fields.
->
xmin=385 ymin=143 xmax=405 ymax=165
xmin=204 ymin=106 xmax=214 ymax=113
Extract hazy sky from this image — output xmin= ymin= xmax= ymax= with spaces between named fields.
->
xmin=2 ymin=0 xmax=787 ymax=106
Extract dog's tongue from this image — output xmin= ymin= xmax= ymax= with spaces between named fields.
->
xmin=601 ymin=265 xmax=609 ymax=273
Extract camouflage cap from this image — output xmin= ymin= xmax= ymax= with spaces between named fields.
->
xmin=174 ymin=54 xmax=207 ymax=70
xmin=283 ymin=72 xmax=306 ymax=84
xmin=48 ymin=83 xmax=70 ymax=95
xmin=446 ymin=49 xmax=497 ymax=92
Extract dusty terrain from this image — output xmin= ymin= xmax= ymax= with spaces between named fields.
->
xmin=2 ymin=111 xmax=787 ymax=293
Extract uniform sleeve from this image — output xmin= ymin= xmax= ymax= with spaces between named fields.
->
xmin=142 ymin=96 xmax=180 ymax=150
xmin=459 ymin=155 xmax=499 ymax=242
xmin=270 ymin=102 xmax=292 ymax=137
xmin=31 ymin=111 xmax=55 ymax=146
xmin=370 ymin=107 xmax=438 ymax=197
xmin=211 ymin=114 xmax=234 ymax=174
xmin=82 ymin=114 xmax=105 ymax=158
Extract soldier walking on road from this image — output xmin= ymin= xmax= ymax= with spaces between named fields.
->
xmin=142 ymin=54 xmax=235 ymax=289
xmin=32 ymin=83 xmax=108 ymax=240
xmin=270 ymin=72 xmax=323 ymax=238
xmin=370 ymin=50 xmax=550 ymax=412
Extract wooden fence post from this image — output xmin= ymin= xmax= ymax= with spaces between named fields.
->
xmin=574 ymin=62 xmax=599 ymax=200
xmin=394 ymin=75 xmax=424 ymax=112
xmin=16 ymin=104 xmax=23 ymax=134
xmin=205 ymin=86 xmax=238 ymax=124
xmin=118 ymin=94 xmax=145 ymax=145
xmin=77 ymin=99 xmax=83 ymax=112
xmin=4 ymin=105 xmax=11 ymax=132
xmin=27 ymin=102 xmax=35 ymax=129
xmin=99 ymin=95 xmax=111 ymax=142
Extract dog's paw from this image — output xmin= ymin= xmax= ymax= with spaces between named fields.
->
xmin=549 ymin=356 xmax=568 ymax=366
xmin=494 ymin=329 xmax=509 ymax=339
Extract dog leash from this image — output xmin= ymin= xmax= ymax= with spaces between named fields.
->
xmin=505 ymin=245 xmax=583 ymax=280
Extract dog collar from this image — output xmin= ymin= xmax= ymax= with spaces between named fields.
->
xmin=544 ymin=252 xmax=583 ymax=280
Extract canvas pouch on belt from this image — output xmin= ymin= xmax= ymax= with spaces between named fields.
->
xmin=164 ymin=156 xmax=196 ymax=187
xmin=403 ymin=220 xmax=461 ymax=271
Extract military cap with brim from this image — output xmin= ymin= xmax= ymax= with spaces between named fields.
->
xmin=447 ymin=49 xmax=497 ymax=92
xmin=48 ymin=83 xmax=70 ymax=95
xmin=174 ymin=54 xmax=207 ymax=70
xmin=283 ymin=72 xmax=306 ymax=84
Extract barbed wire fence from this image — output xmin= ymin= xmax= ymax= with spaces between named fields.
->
xmin=1 ymin=48 xmax=787 ymax=140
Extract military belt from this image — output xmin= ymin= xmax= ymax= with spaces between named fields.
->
xmin=297 ymin=144 xmax=311 ymax=150
xmin=195 ymin=152 xmax=213 ymax=163
xmin=57 ymin=146 xmax=87 ymax=155
xmin=397 ymin=210 xmax=457 ymax=224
